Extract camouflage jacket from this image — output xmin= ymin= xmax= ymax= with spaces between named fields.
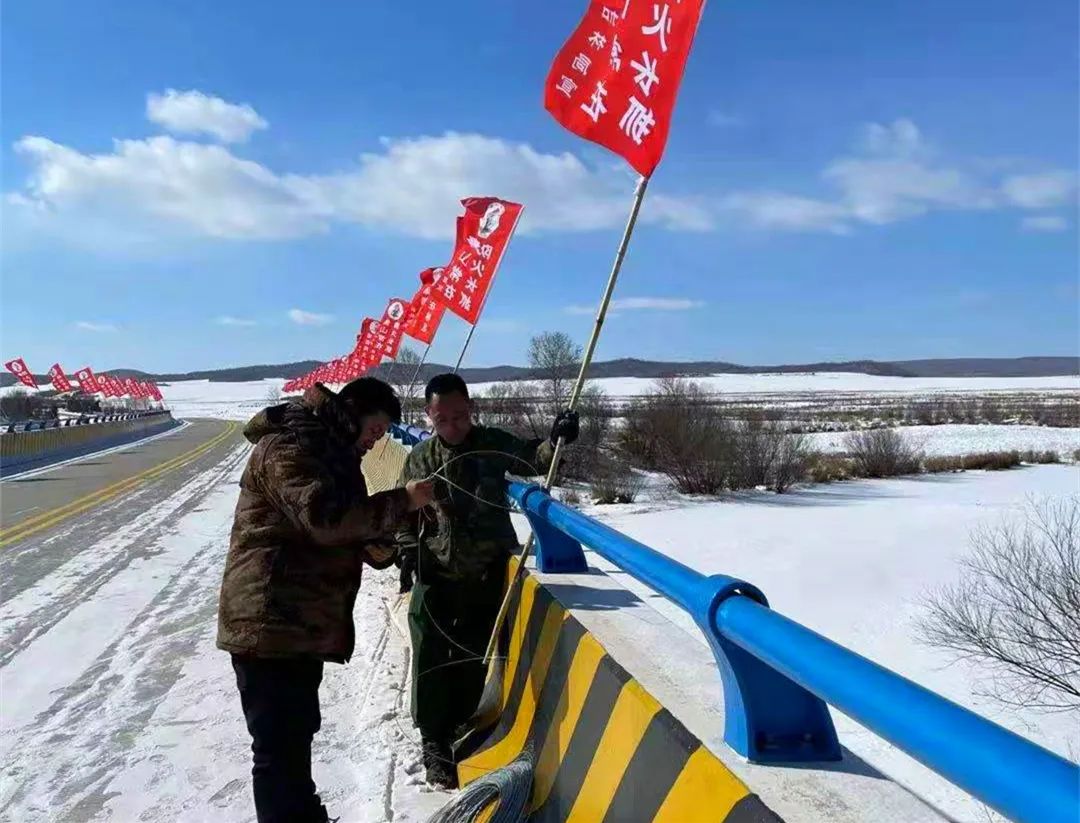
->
xmin=395 ymin=425 xmax=554 ymax=583
xmin=217 ymin=385 xmax=409 ymax=662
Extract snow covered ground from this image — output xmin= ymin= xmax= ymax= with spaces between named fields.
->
xmin=559 ymin=465 xmax=1080 ymax=821
xmin=808 ymin=423 xmax=1080 ymax=457
xmin=0 ymin=443 xmax=453 ymax=823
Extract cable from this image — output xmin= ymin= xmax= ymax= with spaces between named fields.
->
xmin=424 ymin=753 xmax=533 ymax=823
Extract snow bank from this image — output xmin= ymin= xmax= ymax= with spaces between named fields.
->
xmin=808 ymin=423 xmax=1080 ymax=458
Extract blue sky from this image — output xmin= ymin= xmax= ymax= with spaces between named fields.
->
xmin=2 ymin=0 xmax=1077 ymax=373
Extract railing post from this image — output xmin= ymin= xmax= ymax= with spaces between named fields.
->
xmin=517 ymin=484 xmax=588 ymax=573
xmin=696 ymin=590 xmax=841 ymax=763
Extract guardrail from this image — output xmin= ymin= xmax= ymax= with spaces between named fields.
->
xmin=508 ymin=481 xmax=1079 ymax=823
xmin=2 ymin=410 xmax=170 ymax=435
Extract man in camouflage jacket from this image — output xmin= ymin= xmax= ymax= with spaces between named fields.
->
xmin=395 ymin=373 xmax=578 ymax=789
xmin=218 ymin=379 xmax=432 ymax=823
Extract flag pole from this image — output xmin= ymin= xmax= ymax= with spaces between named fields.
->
xmin=404 ymin=342 xmax=432 ymax=405
xmin=483 ymin=173 xmax=650 ymax=663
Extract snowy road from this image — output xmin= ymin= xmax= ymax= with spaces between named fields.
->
xmin=0 ymin=421 xmax=451 ymax=822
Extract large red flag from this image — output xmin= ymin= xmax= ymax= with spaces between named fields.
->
xmin=544 ymin=0 xmax=706 ymax=177
xmin=123 ymin=378 xmax=143 ymax=398
xmin=48 ymin=363 xmax=73 ymax=393
xmin=147 ymin=382 xmax=164 ymax=402
xmin=404 ymin=267 xmax=447 ymax=345
xmin=430 ymin=198 xmax=523 ymax=325
xmin=107 ymin=375 xmax=126 ymax=397
xmin=4 ymin=358 xmax=38 ymax=389
xmin=74 ymin=366 xmax=103 ymax=395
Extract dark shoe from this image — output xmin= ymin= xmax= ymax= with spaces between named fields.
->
xmin=422 ymin=738 xmax=459 ymax=790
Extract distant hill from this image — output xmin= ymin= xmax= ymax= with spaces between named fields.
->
xmin=4 ymin=356 xmax=1076 ymax=388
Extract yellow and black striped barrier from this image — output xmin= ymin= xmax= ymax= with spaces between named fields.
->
xmin=457 ymin=565 xmax=781 ymax=822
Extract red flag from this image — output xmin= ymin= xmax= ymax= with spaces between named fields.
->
xmin=147 ymin=382 xmax=164 ymax=402
xmin=74 ymin=366 xmax=103 ymax=395
xmin=404 ymin=267 xmax=448 ymax=345
xmin=107 ymin=375 xmax=126 ymax=397
xmin=123 ymin=378 xmax=143 ymax=398
xmin=96 ymin=373 xmax=115 ymax=397
xmin=374 ymin=297 xmax=411 ymax=361
xmin=430 ymin=198 xmax=523 ymax=325
xmin=4 ymin=358 xmax=38 ymax=389
xmin=544 ymin=0 xmax=706 ymax=177
xmin=48 ymin=363 xmax=73 ymax=393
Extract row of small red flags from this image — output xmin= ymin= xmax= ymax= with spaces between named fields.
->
xmin=283 ymin=196 xmax=524 ymax=394
xmin=3 ymin=358 xmax=163 ymax=402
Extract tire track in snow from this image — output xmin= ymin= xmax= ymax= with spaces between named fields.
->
xmin=0 ymin=445 xmax=250 ymax=820
xmin=0 ymin=443 xmax=250 ymax=667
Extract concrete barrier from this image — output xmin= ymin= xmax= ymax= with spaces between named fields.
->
xmin=0 ymin=413 xmax=180 ymax=477
xmin=456 ymin=562 xmax=780 ymax=822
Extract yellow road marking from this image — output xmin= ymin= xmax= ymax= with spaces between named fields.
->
xmin=0 ymin=422 xmax=239 ymax=547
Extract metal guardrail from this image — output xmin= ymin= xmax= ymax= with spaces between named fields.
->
xmin=1 ymin=410 xmax=170 ymax=435
xmin=508 ymin=480 xmax=1080 ymax=823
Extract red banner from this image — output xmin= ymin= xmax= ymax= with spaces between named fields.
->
xmin=106 ymin=375 xmax=126 ymax=397
xmin=74 ymin=366 xmax=103 ymax=395
xmin=123 ymin=378 xmax=144 ymax=398
xmin=48 ymin=363 xmax=73 ymax=393
xmin=4 ymin=358 xmax=38 ymax=389
xmin=146 ymin=382 xmax=164 ymax=402
xmin=354 ymin=317 xmax=381 ymax=368
xmin=544 ymin=0 xmax=706 ymax=177
xmin=404 ymin=267 xmax=447 ymax=345
xmin=372 ymin=297 xmax=410 ymax=361
xmin=430 ymin=198 xmax=524 ymax=325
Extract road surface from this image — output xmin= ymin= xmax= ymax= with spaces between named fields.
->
xmin=0 ymin=418 xmax=451 ymax=822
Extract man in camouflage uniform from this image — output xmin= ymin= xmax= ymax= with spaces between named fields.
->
xmin=395 ymin=373 xmax=578 ymax=788
xmin=218 ymin=378 xmax=433 ymax=823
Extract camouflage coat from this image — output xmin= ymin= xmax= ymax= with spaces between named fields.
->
xmin=395 ymin=425 xmax=553 ymax=583
xmin=217 ymin=385 xmax=410 ymax=662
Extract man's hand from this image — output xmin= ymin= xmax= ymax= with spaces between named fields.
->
xmin=405 ymin=479 xmax=435 ymax=511
xmin=549 ymin=409 xmax=580 ymax=446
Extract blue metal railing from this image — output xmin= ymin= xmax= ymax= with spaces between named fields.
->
xmin=1 ymin=410 xmax=171 ymax=435
xmin=508 ymin=480 xmax=1080 ymax=823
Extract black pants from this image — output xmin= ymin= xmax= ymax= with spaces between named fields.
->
xmin=408 ymin=567 xmax=506 ymax=743
xmin=232 ymin=655 xmax=327 ymax=823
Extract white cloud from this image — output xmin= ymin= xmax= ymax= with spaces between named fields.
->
xmin=7 ymin=113 xmax=711 ymax=247
xmin=146 ymin=89 xmax=267 ymax=143
xmin=75 ymin=321 xmax=117 ymax=332
xmin=288 ymin=309 xmax=333 ymax=326
xmin=1001 ymin=171 xmax=1077 ymax=209
xmin=707 ymin=110 xmax=745 ymax=128
xmin=720 ymin=192 xmax=850 ymax=233
xmin=216 ymin=315 xmax=257 ymax=326
xmin=1020 ymin=215 xmax=1069 ymax=233
xmin=564 ymin=297 xmax=705 ymax=315
xmin=723 ymin=118 xmax=1069 ymax=233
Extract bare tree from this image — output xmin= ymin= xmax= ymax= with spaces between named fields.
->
xmin=918 ymin=497 xmax=1080 ymax=712
xmin=265 ymin=384 xmax=282 ymax=402
xmin=391 ymin=346 xmax=425 ymax=406
xmin=527 ymin=331 xmax=582 ymax=412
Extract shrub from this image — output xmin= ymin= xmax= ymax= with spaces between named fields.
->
xmin=590 ymin=457 xmax=644 ymax=504
xmin=807 ymin=453 xmax=856 ymax=483
xmin=771 ymin=432 xmax=809 ymax=493
xmin=924 ymin=455 xmax=965 ymax=473
xmin=844 ymin=428 xmax=922 ymax=477
xmin=1020 ymin=449 xmax=1060 ymax=465
xmin=962 ymin=451 xmax=1021 ymax=471
xmin=560 ymin=488 xmax=583 ymax=506
xmin=918 ymin=498 xmax=1080 ymax=712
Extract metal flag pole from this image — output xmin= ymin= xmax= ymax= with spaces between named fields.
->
xmin=483 ymin=174 xmax=650 ymax=664
xmin=405 ymin=342 xmax=432 ymax=401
